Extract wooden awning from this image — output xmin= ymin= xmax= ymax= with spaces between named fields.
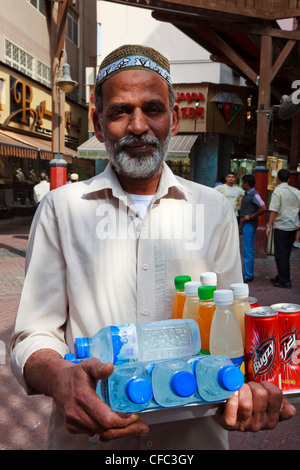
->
xmin=0 ymin=129 xmax=78 ymax=160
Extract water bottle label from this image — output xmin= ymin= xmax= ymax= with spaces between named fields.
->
xmin=230 ymin=355 xmax=245 ymax=374
xmin=110 ymin=324 xmax=138 ymax=364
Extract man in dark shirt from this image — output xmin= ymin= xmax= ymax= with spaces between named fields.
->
xmin=240 ymin=174 xmax=266 ymax=282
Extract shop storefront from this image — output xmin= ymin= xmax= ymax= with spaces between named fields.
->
xmin=171 ymin=82 xmax=249 ymax=187
xmin=0 ymin=65 xmax=91 ymax=218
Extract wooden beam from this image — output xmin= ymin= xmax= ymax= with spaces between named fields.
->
xmin=270 ymin=40 xmax=297 ymax=83
xmin=256 ymin=35 xmax=272 ymax=162
xmin=198 ymin=29 xmax=259 ymax=84
xmin=153 ymin=11 xmax=300 ymax=41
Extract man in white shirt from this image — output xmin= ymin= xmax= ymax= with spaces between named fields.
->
xmin=11 ymin=45 xmax=295 ymax=450
xmin=215 ymin=172 xmax=244 ymax=218
xmin=266 ymin=169 xmax=300 ymax=288
xmin=33 ymin=172 xmax=50 ymax=203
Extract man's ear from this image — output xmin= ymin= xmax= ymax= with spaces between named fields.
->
xmin=171 ymin=104 xmax=180 ymax=136
xmin=92 ymin=109 xmax=104 ymax=143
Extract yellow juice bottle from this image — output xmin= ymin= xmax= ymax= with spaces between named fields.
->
xmin=230 ymin=283 xmax=251 ymax=346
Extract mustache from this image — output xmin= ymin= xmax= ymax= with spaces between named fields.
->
xmin=115 ymin=134 xmax=160 ymax=153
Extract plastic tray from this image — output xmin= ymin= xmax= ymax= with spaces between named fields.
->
xmin=139 ymin=389 xmax=300 ymax=425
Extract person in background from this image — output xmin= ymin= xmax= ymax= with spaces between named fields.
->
xmin=266 ymin=169 xmax=300 ymax=288
xmin=215 ymin=172 xmax=244 ymax=220
xmin=33 ymin=172 xmax=50 ymax=204
xmin=70 ymin=173 xmax=79 ymax=183
xmin=10 ymin=44 xmax=295 ymax=451
xmin=240 ymin=174 xmax=266 ymax=282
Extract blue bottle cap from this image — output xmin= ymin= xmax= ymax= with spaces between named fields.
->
xmin=218 ymin=366 xmax=244 ymax=391
xmin=171 ymin=371 xmax=197 ymax=397
xmin=126 ymin=377 xmax=153 ymax=404
xmin=64 ymin=353 xmax=79 ymax=363
xmin=74 ymin=337 xmax=89 ymax=358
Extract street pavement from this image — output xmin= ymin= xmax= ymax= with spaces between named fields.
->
xmin=0 ymin=215 xmax=299 ymax=450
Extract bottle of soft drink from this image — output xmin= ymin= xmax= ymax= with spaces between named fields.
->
xmin=194 ymin=355 xmax=244 ymax=402
xmin=172 ymin=275 xmax=191 ymax=319
xmin=230 ymin=283 xmax=251 ymax=346
xmin=151 ymin=359 xmax=197 ymax=408
xmin=74 ymin=319 xmax=201 ymax=364
xmin=197 ymin=285 xmax=216 ymax=355
xmin=182 ymin=281 xmax=202 ymax=323
xmin=200 ymin=272 xmax=217 ymax=287
xmin=209 ymin=290 xmax=245 ymax=372
xmin=101 ymin=363 xmax=153 ymax=413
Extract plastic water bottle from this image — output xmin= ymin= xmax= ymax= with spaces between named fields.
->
xmin=209 ymin=290 xmax=245 ymax=372
xmin=64 ymin=353 xmax=84 ymax=364
xmin=172 ymin=275 xmax=191 ymax=319
xmin=182 ymin=281 xmax=202 ymax=322
xmin=194 ymin=355 xmax=244 ymax=402
xmin=101 ymin=363 xmax=153 ymax=413
xmin=197 ymin=285 xmax=216 ymax=355
xmin=151 ymin=359 xmax=197 ymax=407
xmin=230 ymin=283 xmax=251 ymax=346
xmin=200 ymin=272 xmax=217 ymax=287
xmin=74 ymin=319 xmax=201 ymax=364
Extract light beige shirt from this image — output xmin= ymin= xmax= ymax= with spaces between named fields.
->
xmin=269 ymin=182 xmax=300 ymax=230
xmin=11 ymin=162 xmax=243 ymax=450
xmin=33 ymin=180 xmax=50 ymax=203
xmin=215 ymin=184 xmax=244 ymax=216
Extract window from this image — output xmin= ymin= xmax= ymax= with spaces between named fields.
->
xmin=5 ymin=39 xmax=34 ymax=78
xmin=5 ymin=39 xmax=51 ymax=88
xmin=66 ymin=8 xmax=79 ymax=47
xmin=36 ymin=60 xmax=52 ymax=88
xmin=26 ymin=0 xmax=46 ymax=16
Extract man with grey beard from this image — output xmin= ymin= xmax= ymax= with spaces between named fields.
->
xmin=11 ymin=45 xmax=295 ymax=451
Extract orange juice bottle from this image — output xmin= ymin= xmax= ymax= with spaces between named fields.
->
xmin=197 ymin=285 xmax=216 ymax=355
xmin=171 ymin=275 xmax=191 ymax=319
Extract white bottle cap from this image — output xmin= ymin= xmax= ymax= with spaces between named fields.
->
xmin=200 ymin=271 xmax=217 ymax=286
xmin=214 ymin=289 xmax=234 ymax=305
xmin=184 ymin=281 xmax=202 ymax=296
xmin=230 ymin=283 xmax=249 ymax=299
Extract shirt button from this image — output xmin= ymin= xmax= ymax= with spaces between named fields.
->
xmin=142 ymin=263 xmax=149 ymax=270
xmin=146 ymin=440 xmax=153 ymax=448
xmin=142 ymin=309 xmax=149 ymax=316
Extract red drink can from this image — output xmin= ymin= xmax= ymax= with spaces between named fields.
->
xmin=248 ymin=297 xmax=259 ymax=309
xmin=271 ymin=303 xmax=300 ymax=391
xmin=245 ymin=307 xmax=281 ymax=387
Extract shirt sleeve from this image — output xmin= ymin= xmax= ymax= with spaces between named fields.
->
xmin=253 ymin=192 xmax=265 ymax=207
xmin=10 ymin=195 xmax=69 ymax=394
xmin=214 ymin=198 xmax=243 ymax=288
xmin=268 ymin=190 xmax=280 ymax=213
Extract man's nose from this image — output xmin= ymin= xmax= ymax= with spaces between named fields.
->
xmin=127 ymin=108 xmax=150 ymax=135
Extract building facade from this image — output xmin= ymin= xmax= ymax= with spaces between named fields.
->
xmin=0 ymin=0 xmax=97 ymax=218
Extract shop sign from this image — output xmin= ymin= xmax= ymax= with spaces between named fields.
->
xmin=176 ymin=91 xmax=205 ymax=120
xmin=212 ymin=92 xmax=243 ymax=125
xmin=3 ymin=76 xmax=81 ymax=136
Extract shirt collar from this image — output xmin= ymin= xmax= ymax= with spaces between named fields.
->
xmin=82 ymin=161 xmax=191 ymax=201
xmin=246 ymin=187 xmax=255 ymax=194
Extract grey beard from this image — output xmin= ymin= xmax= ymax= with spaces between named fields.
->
xmin=103 ymin=131 xmax=172 ymax=180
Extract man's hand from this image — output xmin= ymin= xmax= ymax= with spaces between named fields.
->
xmin=24 ymin=350 xmax=149 ymax=442
xmin=214 ymin=381 xmax=296 ymax=432
xmin=51 ymin=358 xmax=149 ymax=441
